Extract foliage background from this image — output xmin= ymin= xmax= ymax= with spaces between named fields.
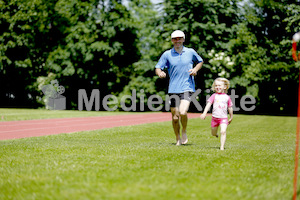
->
xmin=0 ymin=0 xmax=300 ymax=115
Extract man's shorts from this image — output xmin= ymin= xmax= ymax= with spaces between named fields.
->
xmin=211 ymin=117 xmax=228 ymax=127
xmin=168 ymin=92 xmax=193 ymax=108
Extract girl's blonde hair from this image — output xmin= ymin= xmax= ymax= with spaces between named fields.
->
xmin=211 ymin=77 xmax=230 ymax=93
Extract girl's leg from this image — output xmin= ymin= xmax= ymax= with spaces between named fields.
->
xmin=220 ymin=124 xmax=228 ymax=150
xmin=211 ymin=126 xmax=219 ymax=137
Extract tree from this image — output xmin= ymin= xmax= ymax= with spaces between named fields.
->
xmin=117 ymin=0 xmax=167 ymax=111
xmin=0 ymin=0 xmax=65 ymax=107
xmin=0 ymin=0 xmax=140 ymax=109
xmin=152 ymin=0 xmax=300 ymax=114
xmin=227 ymin=0 xmax=300 ymax=114
xmin=40 ymin=0 xmax=140 ymax=110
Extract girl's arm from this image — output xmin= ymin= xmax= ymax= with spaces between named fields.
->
xmin=200 ymin=102 xmax=212 ymax=120
xmin=228 ymin=107 xmax=233 ymax=124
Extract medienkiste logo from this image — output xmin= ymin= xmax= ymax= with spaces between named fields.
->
xmin=41 ymin=80 xmax=66 ymax=110
xmin=40 ymin=82 xmax=256 ymax=112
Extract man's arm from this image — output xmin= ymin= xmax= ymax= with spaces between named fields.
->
xmin=155 ymin=68 xmax=166 ymax=78
xmin=189 ymin=61 xmax=203 ymax=76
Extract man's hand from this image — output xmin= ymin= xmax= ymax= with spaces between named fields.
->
xmin=158 ymin=71 xmax=166 ymax=78
xmin=189 ymin=62 xmax=203 ymax=76
xmin=189 ymin=68 xmax=197 ymax=76
xmin=156 ymin=68 xmax=166 ymax=79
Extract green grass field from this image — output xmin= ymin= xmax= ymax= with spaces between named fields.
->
xmin=0 ymin=109 xmax=297 ymax=199
xmin=0 ymin=108 xmax=141 ymax=121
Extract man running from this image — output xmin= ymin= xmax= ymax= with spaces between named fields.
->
xmin=155 ymin=30 xmax=204 ymax=145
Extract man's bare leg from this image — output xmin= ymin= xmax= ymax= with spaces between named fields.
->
xmin=179 ymin=100 xmax=190 ymax=145
xmin=171 ymin=107 xmax=181 ymax=145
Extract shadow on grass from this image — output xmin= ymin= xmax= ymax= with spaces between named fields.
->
xmin=168 ymin=143 xmax=224 ymax=149
xmin=207 ymin=146 xmax=221 ymax=149
xmin=170 ymin=143 xmax=195 ymax=146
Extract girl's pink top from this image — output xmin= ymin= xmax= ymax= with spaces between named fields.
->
xmin=208 ymin=93 xmax=233 ymax=118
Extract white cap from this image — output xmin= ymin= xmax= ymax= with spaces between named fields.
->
xmin=293 ymin=32 xmax=300 ymax=42
xmin=171 ymin=30 xmax=185 ymax=39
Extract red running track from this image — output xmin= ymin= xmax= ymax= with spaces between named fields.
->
xmin=0 ymin=112 xmax=200 ymax=140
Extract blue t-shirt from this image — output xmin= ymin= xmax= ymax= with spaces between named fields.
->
xmin=155 ymin=46 xmax=203 ymax=93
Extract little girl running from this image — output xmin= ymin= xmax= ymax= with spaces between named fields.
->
xmin=200 ymin=78 xmax=233 ymax=150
